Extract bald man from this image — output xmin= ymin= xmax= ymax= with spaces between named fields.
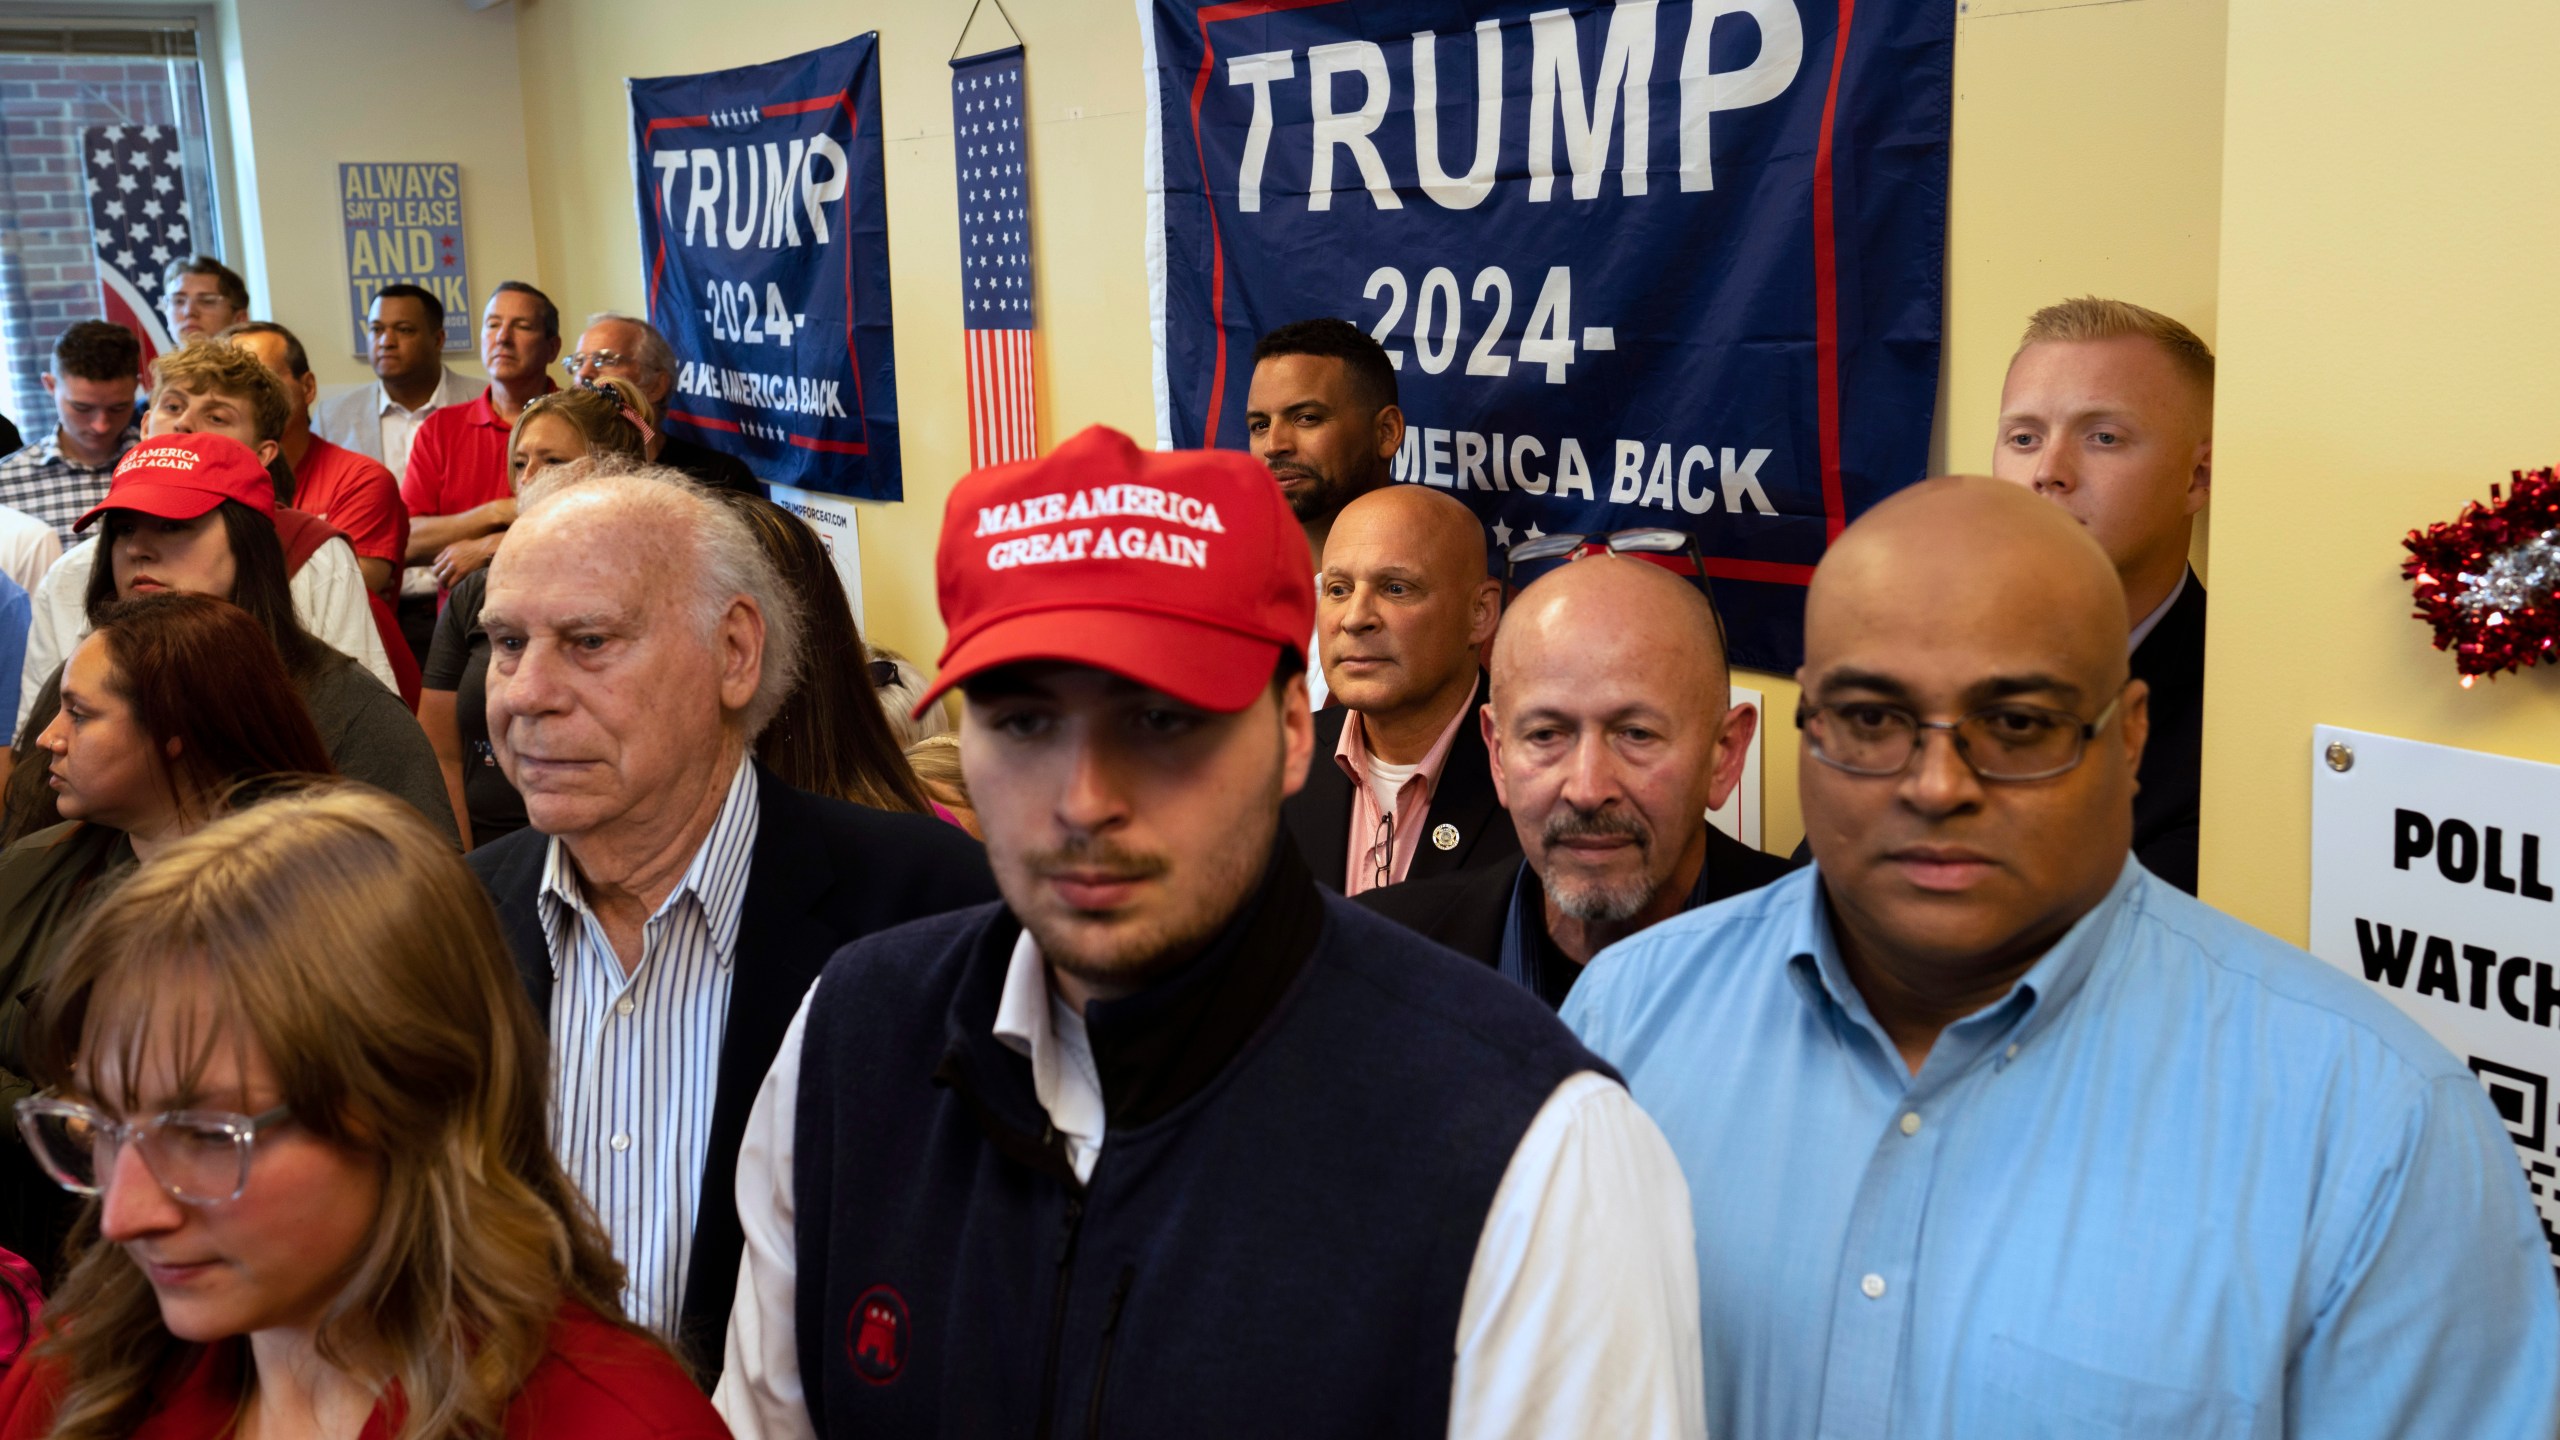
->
xmin=1281 ymin=484 xmax=1516 ymax=893
xmin=1359 ymin=556 xmax=1794 ymax=1005
xmin=1567 ymin=477 xmax=2557 ymax=1440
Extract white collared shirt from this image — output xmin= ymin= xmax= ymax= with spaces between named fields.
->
xmin=541 ymin=759 xmax=761 ymax=1337
xmin=316 ymin=364 xmax=483 ymax=478
xmin=2129 ymin=567 xmax=2190 ymax=653
xmin=714 ymin=927 xmax=1707 ymax=1440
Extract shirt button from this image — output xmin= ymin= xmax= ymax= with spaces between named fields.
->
xmin=1899 ymin=1111 xmax=1922 ymax=1136
xmin=1860 ymin=1273 xmax=1887 ymax=1300
xmin=615 ymin=997 xmax=636 ymax=1017
xmin=610 ymin=1133 xmax=632 ymax=1152
xmin=2005 ymin=1043 xmax=2020 ymax=1060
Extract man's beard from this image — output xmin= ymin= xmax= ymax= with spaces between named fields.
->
xmin=1268 ymin=459 xmax=1372 ymax=524
xmin=1541 ymin=807 xmax=1656 ymax=925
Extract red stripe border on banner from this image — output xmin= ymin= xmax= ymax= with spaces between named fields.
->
xmin=1179 ymin=0 xmax=1857 ymax=585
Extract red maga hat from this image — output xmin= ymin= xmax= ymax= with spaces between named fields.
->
xmin=76 ymin=432 xmax=275 ymax=533
xmin=924 ymin=424 xmax=1314 ymax=716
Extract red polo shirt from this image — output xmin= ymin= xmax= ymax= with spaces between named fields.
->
xmin=291 ymin=434 xmax=407 ymax=566
xmin=400 ymin=381 xmax=555 ymax=519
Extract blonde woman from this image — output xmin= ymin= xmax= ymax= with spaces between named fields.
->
xmin=0 ymin=788 xmax=726 ymax=1439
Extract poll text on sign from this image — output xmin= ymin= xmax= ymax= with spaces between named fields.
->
xmin=2308 ymin=725 xmax=2560 ymax=1270
xmin=338 ymin=163 xmax=470 ymax=356
xmin=1141 ymin=0 xmax=1953 ymax=672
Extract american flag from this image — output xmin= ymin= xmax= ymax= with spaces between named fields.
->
xmin=953 ymin=47 xmax=1037 ymax=469
xmin=82 ymin=123 xmax=188 ymax=364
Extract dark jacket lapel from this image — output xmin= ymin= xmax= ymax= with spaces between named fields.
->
xmin=675 ymin=766 xmax=848 ymax=1371
xmin=1281 ymin=705 xmax=1355 ymax=892
xmin=1404 ymin=674 xmax=1516 ymax=883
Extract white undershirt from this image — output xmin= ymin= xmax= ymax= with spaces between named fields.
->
xmin=714 ymin=932 xmax=1707 ymax=1440
xmin=1365 ymin=752 xmax=1425 ymax=817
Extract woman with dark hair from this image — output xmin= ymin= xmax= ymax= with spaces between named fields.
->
xmin=0 ymin=591 xmax=336 ymax=1282
xmin=0 ymin=788 xmax=725 ymax=1438
xmin=7 ymin=434 xmax=453 ymax=847
xmin=721 ymin=493 xmax=936 ymax=815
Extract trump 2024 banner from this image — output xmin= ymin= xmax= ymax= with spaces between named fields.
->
xmin=1140 ymin=0 xmax=1950 ymax=669
xmin=630 ymin=33 xmax=903 ymax=499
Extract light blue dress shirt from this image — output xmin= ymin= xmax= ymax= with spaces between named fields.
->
xmin=1564 ymin=859 xmax=2558 ymax=1440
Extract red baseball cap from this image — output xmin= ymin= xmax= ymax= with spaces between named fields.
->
xmin=925 ymin=424 xmax=1314 ymax=715
xmin=76 ymin=432 xmax=275 ymax=533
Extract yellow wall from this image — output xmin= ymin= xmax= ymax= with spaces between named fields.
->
xmin=515 ymin=0 xmax=1158 ymax=683
xmin=2200 ymin=0 xmax=2560 ymax=942
xmin=217 ymin=0 xmax=539 ymax=390
xmin=508 ymin=0 xmax=2229 ymax=859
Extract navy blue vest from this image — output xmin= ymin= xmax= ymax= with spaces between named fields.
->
xmin=791 ymin=872 xmax=1609 ymax=1437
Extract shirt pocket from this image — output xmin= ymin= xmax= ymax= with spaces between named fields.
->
xmin=1971 ymin=1332 xmax=2260 ymax=1440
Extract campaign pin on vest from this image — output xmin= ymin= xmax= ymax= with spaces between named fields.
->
xmin=1432 ymin=823 xmax=1460 ymax=852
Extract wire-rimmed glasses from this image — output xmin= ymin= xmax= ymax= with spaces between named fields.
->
xmin=14 ymin=1094 xmax=292 ymax=1206
xmin=1796 ymin=691 xmax=2126 ymax=783
xmin=1363 ymin=810 xmax=1396 ymax=891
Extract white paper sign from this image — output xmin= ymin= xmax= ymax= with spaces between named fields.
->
xmin=2308 ymin=724 xmax=2560 ymax=1270
xmin=1704 ymin=685 xmax=1765 ymax=850
xmin=766 ymin=484 xmax=865 ymax=630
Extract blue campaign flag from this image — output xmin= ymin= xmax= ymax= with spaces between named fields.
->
xmin=630 ymin=33 xmax=902 ymax=499
xmin=1141 ymin=0 xmax=1951 ymax=670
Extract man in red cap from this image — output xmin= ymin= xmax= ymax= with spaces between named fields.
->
xmin=714 ymin=425 xmax=1704 ymax=1440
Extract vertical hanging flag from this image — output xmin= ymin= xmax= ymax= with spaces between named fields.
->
xmin=81 ymin=123 xmax=188 ymax=365
xmin=952 ymin=45 xmax=1038 ymax=469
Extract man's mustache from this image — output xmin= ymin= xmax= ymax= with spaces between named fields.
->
xmin=1543 ymin=807 xmax=1650 ymax=851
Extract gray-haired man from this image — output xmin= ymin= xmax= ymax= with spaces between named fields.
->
xmin=567 ymin=312 xmax=762 ymax=495
xmin=465 ymin=460 xmax=993 ymax=1376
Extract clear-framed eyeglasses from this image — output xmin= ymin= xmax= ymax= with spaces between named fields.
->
xmin=561 ymin=349 xmax=630 ymax=375
xmin=1502 ymin=528 xmax=1728 ymax=650
xmin=1796 ymin=689 xmax=2127 ymax=783
xmin=14 ymin=1093 xmax=293 ymax=1206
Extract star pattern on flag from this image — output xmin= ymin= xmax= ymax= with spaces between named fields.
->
xmin=1491 ymin=518 xmax=1513 ymax=548
xmin=954 ymin=60 xmax=1033 ymax=327
xmin=83 ymin=122 xmax=193 ymax=317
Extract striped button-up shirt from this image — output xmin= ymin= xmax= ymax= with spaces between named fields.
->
xmin=540 ymin=760 xmax=760 ymax=1337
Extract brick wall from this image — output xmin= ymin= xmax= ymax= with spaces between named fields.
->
xmin=0 ymin=58 xmax=216 ymax=445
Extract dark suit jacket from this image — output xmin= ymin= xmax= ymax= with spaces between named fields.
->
xmin=467 ymin=762 xmax=996 ymax=1380
xmin=2130 ymin=574 xmax=2205 ymax=895
xmin=1282 ymin=675 xmax=1519 ymax=892
xmin=1355 ymin=823 xmax=1800 ymax=968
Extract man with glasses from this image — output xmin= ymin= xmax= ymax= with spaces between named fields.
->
xmin=1281 ymin=484 xmax=1513 ymax=894
xmin=565 ymin=312 xmax=761 ymax=496
xmin=1360 ymin=550 xmax=1793 ymax=1005
xmin=1565 ymin=476 xmax=2557 ymax=1440
xmin=160 ymin=255 xmax=248 ymax=345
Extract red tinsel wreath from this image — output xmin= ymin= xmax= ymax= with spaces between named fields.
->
xmin=2403 ymin=466 xmax=2560 ymax=684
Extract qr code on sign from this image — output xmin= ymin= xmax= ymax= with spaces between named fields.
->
xmin=2470 ymin=1057 xmax=2560 ymax=1267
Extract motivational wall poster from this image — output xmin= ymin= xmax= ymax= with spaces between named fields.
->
xmin=338 ymin=162 xmax=470 ymax=355
xmin=630 ymin=33 xmax=903 ymax=499
xmin=2309 ymin=724 xmax=2560 ymax=1270
xmin=1140 ymin=0 xmax=1952 ymax=670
